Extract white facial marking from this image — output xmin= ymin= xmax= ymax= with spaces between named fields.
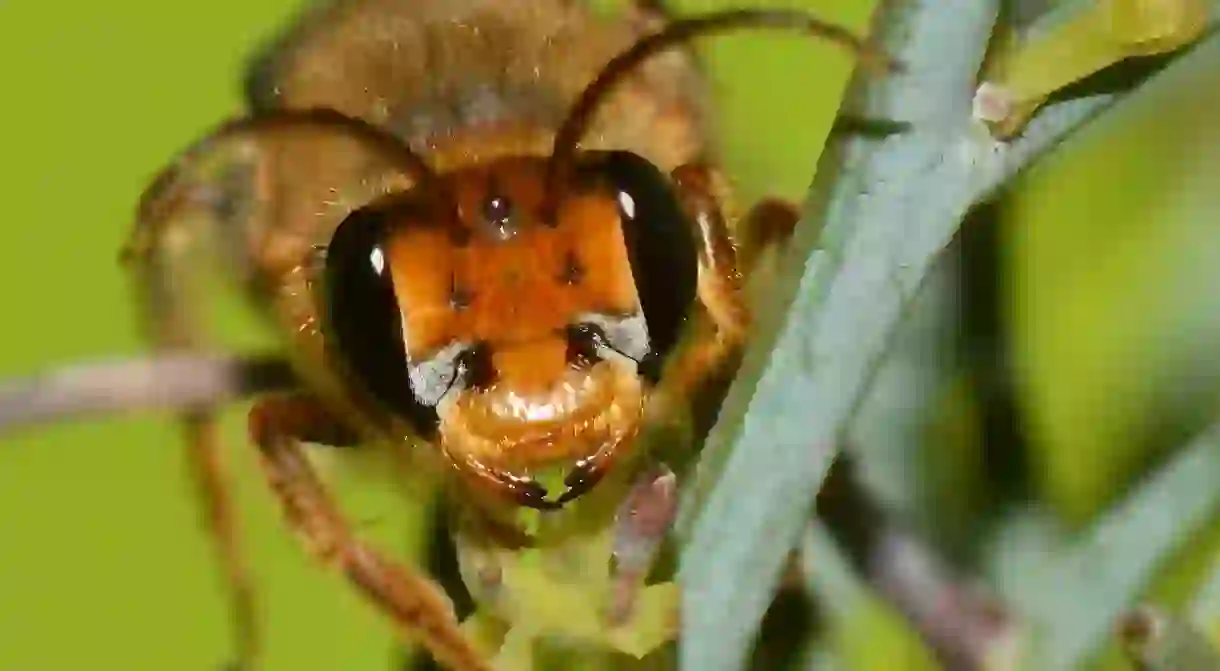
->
xmin=576 ymin=311 xmax=650 ymax=362
xmin=406 ymin=341 xmax=468 ymax=406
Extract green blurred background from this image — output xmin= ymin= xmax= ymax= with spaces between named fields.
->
xmin=2 ymin=0 xmax=1220 ymax=669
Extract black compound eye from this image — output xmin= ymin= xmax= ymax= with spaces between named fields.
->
xmin=579 ymin=151 xmax=698 ymax=380
xmin=323 ymin=203 xmax=441 ymax=437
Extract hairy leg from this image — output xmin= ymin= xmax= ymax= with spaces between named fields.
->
xmin=607 ymin=463 xmax=678 ymax=626
xmin=736 ymin=197 xmax=800 ymax=279
xmin=122 ymin=195 xmax=261 ymax=669
xmin=658 ymin=163 xmax=798 ymax=416
xmin=121 ymin=108 xmax=445 ymax=669
xmin=606 ymin=166 xmax=798 ymax=637
xmin=248 ymin=394 xmax=492 ymax=671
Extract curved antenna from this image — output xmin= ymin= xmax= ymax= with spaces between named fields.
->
xmin=545 ymin=8 xmax=900 ymax=200
xmin=136 ymin=107 xmax=446 ymax=227
xmin=226 ymin=107 xmax=441 ymax=189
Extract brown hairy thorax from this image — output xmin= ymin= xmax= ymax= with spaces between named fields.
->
xmin=248 ymin=0 xmax=708 ymax=179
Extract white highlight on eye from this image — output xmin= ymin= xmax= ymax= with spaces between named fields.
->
xmin=369 ymin=246 xmax=386 ymax=275
xmin=616 ymin=191 xmax=636 ymax=220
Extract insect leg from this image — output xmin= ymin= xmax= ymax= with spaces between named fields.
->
xmin=650 ymin=164 xmax=801 ymax=441
xmin=671 ymin=164 xmax=800 ymax=358
xmin=736 ymin=197 xmax=800 ymax=279
xmin=122 ymin=191 xmax=262 ymax=670
xmin=247 ymin=393 xmax=493 ymax=671
xmin=657 ymin=163 xmax=752 ymax=402
xmin=122 ymin=108 xmax=436 ymax=669
xmin=608 ymin=462 xmax=678 ymax=625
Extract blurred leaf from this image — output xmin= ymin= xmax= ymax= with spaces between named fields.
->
xmin=1117 ymin=605 xmax=1220 ymax=670
xmin=799 ymin=523 xmax=933 ymax=671
xmin=1188 ymin=552 xmax=1220 ymax=647
xmin=848 ymin=261 xmax=970 ymax=543
xmin=1005 ymin=15 xmax=1220 ymax=524
xmin=676 ymin=0 xmax=1216 ymax=666
xmin=1007 ymin=420 xmax=1220 ymax=670
xmin=677 ymin=2 xmax=1003 ymax=667
xmin=978 ymin=0 xmax=1209 ymax=137
xmin=1142 ymin=524 xmax=1220 ymax=609
xmin=1085 ymin=521 xmax=1220 ymax=669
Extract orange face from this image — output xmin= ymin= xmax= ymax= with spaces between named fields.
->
xmin=321 ymin=152 xmax=699 ymax=509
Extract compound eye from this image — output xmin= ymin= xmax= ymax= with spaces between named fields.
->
xmin=579 ymin=151 xmax=699 ymax=379
xmin=322 ymin=203 xmax=441 ymax=437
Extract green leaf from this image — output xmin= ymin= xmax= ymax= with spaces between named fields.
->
xmin=677 ymin=4 xmax=1220 ymax=671
xmin=1118 ymin=605 xmax=1220 ymax=670
xmin=1010 ymin=421 xmax=1220 ymax=669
